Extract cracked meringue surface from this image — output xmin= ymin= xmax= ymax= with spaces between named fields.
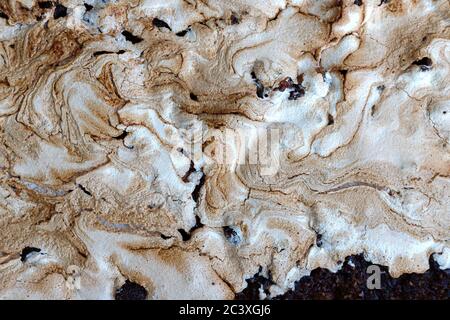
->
xmin=0 ymin=0 xmax=449 ymax=299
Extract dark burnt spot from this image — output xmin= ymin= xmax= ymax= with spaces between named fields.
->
xmin=113 ymin=130 xmax=128 ymax=140
xmin=327 ymin=113 xmax=334 ymax=126
xmin=182 ymin=161 xmax=195 ymax=183
xmin=121 ymin=30 xmax=143 ymax=44
xmin=177 ymin=216 xmax=203 ymax=242
xmin=160 ymin=233 xmax=171 ymax=240
xmin=256 ymin=85 xmax=265 ymax=99
xmin=20 ymin=247 xmax=41 ymax=262
xmin=192 ymin=171 xmax=205 ymax=204
xmin=192 ymin=215 xmax=204 ymax=231
xmin=77 ymin=184 xmax=92 ymax=196
xmin=377 ymin=84 xmax=385 ymax=92
xmin=230 ymin=13 xmax=239 ymax=25
xmin=387 ymin=188 xmax=397 ymax=197
xmin=93 ymin=50 xmax=113 ymax=57
xmin=189 ymin=92 xmax=198 ymax=101
xmin=147 ymin=200 xmax=162 ymax=209
xmin=339 ymin=69 xmax=348 ymax=77
xmin=275 ymin=75 xmax=306 ymax=100
xmin=115 ymin=280 xmax=147 ymax=300
xmin=176 ymin=28 xmax=189 ymax=37
xmin=0 ymin=12 xmax=8 ymax=20
xmin=152 ymin=18 xmax=172 ymax=31
xmin=235 ymin=268 xmax=274 ymax=300
xmin=378 ymin=0 xmax=390 ymax=5
xmin=223 ymin=226 xmax=235 ymax=239
xmin=354 ymin=0 xmax=363 ymax=6
xmin=316 ymin=233 xmax=323 ymax=247
xmin=176 ymin=30 xmax=188 ymax=37
xmin=84 ymin=3 xmax=93 ymax=11
xmin=177 ymin=228 xmax=190 ymax=241
xmin=251 ymin=71 xmax=267 ymax=99
xmin=38 ymin=1 xmax=54 ymax=9
xmin=288 ymin=84 xmax=305 ymax=100
xmin=277 ymin=77 xmax=293 ymax=92
xmin=223 ymin=226 xmax=241 ymax=245
xmin=117 ymin=50 xmax=125 ymax=54
xmin=53 ymin=4 xmax=67 ymax=19
xmin=413 ymin=57 xmax=432 ymax=71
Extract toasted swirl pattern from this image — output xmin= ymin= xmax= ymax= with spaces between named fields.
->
xmin=0 ymin=0 xmax=449 ymax=299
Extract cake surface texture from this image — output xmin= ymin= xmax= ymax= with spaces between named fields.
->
xmin=0 ymin=0 xmax=449 ymax=299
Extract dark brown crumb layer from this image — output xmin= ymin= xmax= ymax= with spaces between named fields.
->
xmin=235 ymin=254 xmax=450 ymax=300
xmin=115 ymin=280 xmax=148 ymax=300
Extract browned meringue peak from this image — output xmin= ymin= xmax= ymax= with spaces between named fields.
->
xmin=0 ymin=0 xmax=449 ymax=299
